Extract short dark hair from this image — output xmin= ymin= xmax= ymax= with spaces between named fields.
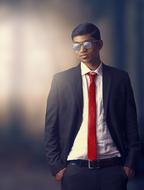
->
xmin=71 ymin=22 xmax=101 ymax=40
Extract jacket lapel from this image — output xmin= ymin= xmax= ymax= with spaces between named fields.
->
xmin=103 ymin=64 xmax=112 ymax=119
xmin=70 ymin=64 xmax=83 ymax=117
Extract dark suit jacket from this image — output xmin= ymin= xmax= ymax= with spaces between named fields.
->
xmin=45 ymin=63 xmax=140 ymax=176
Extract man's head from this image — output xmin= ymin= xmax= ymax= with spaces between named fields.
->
xmin=71 ymin=22 xmax=103 ymax=66
xmin=71 ymin=22 xmax=101 ymax=41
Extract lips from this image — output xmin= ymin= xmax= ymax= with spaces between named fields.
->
xmin=80 ymin=54 xmax=88 ymax=58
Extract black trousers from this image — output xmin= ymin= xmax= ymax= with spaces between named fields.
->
xmin=61 ymin=164 xmax=128 ymax=190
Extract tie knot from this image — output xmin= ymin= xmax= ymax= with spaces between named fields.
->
xmin=88 ymin=72 xmax=96 ymax=82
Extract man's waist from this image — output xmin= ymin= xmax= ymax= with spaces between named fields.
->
xmin=67 ymin=157 xmax=123 ymax=169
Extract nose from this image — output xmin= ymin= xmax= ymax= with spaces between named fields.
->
xmin=80 ymin=44 xmax=87 ymax=52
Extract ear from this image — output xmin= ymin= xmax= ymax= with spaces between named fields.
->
xmin=98 ymin=40 xmax=103 ymax=50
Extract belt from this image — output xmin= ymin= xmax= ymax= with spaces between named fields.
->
xmin=67 ymin=157 xmax=122 ymax=169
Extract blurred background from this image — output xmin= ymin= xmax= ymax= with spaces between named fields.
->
xmin=0 ymin=0 xmax=143 ymax=189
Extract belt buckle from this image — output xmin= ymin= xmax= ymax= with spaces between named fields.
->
xmin=88 ymin=160 xmax=100 ymax=169
xmin=88 ymin=160 xmax=94 ymax=169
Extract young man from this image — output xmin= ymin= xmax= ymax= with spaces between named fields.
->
xmin=45 ymin=23 xmax=140 ymax=190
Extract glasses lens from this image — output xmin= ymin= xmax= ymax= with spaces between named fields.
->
xmin=83 ymin=41 xmax=92 ymax=49
xmin=72 ymin=41 xmax=93 ymax=51
xmin=72 ymin=43 xmax=81 ymax=51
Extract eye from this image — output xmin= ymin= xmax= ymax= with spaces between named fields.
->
xmin=72 ymin=43 xmax=81 ymax=51
xmin=83 ymin=41 xmax=92 ymax=49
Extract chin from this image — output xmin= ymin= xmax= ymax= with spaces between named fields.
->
xmin=81 ymin=58 xmax=90 ymax=63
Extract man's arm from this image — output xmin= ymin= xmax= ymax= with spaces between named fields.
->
xmin=45 ymin=75 xmax=66 ymax=176
xmin=124 ymin=73 xmax=140 ymax=175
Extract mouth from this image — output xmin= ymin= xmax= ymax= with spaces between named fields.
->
xmin=80 ymin=54 xmax=88 ymax=59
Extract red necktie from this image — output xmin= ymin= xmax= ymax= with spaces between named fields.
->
xmin=88 ymin=72 xmax=97 ymax=161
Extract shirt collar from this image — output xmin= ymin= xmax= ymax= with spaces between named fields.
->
xmin=80 ymin=62 xmax=103 ymax=76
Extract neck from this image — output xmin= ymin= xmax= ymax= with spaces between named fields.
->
xmin=84 ymin=59 xmax=101 ymax=70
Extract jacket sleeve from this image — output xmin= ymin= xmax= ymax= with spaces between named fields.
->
xmin=45 ymin=75 xmax=66 ymax=176
xmin=124 ymin=73 xmax=141 ymax=169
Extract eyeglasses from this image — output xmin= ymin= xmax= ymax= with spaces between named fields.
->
xmin=72 ymin=40 xmax=98 ymax=51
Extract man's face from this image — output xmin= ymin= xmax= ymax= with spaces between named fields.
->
xmin=72 ymin=34 xmax=103 ymax=64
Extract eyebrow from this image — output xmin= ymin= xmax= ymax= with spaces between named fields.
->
xmin=73 ymin=39 xmax=93 ymax=43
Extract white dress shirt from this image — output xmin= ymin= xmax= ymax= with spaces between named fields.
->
xmin=67 ymin=62 xmax=120 ymax=160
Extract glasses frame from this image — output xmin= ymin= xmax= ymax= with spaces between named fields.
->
xmin=72 ymin=40 xmax=99 ymax=51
